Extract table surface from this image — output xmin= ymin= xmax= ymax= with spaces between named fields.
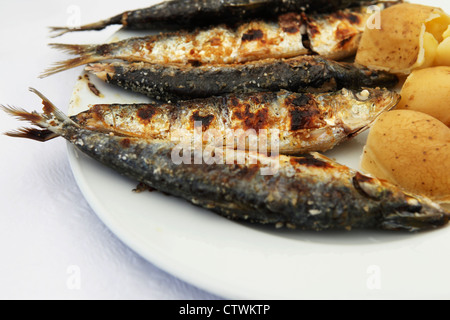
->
xmin=0 ymin=0 xmax=221 ymax=300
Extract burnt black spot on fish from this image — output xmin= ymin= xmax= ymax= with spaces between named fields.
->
xmin=242 ymin=29 xmax=264 ymax=42
xmin=287 ymin=94 xmax=324 ymax=131
xmin=230 ymin=97 xmax=240 ymax=107
xmin=137 ymin=105 xmax=157 ymax=123
xmin=188 ymin=60 xmax=202 ymax=67
xmin=334 ymin=11 xmax=361 ymax=25
xmin=336 ymin=36 xmax=354 ymax=49
xmin=279 ymin=12 xmax=302 ymax=34
xmin=307 ymin=23 xmax=320 ymax=37
xmin=250 ymin=96 xmax=261 ymax=105
xmin=233 ymin=104 xmax=269 ymax=131
xmin=289 ymin=94 xmax=312 ymax=107
xmin=191 ymin=111 xmax=215 ymax=131
xmin=290 ymin=154 xmax=333 ymax=169
xmin=90 ymin=105 xmax=106 ymax=121
xmin=120 ymin=138 xmax=131 ymax=148
xmin=335 ymin=22 xmax=355 ymax=44
xmin=345 ymin=13 xmax=361 ymax=25
xmin=96 ymin=44 xmax=112 ymax=56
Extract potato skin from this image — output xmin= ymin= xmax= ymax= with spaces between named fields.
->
xmin=397 ymin=67 xmax=450 ymax=126
xmin=355 ymin=3 xmax=444 ymax=74
xmin=361 ymin=110 xmax=450 ymax=204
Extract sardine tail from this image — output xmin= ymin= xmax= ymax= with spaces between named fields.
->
xmin=28 ymin=88 xmax=75 ymax=125
xmin=1 ymin=105 xmax=48 ymax=127
xmin=1 ymin=105 xmax=58 ymax=142
xmin=48 ymin=27 xmax=73 ymax=38
xmin=1 ymin=88 xmax=77 ymax=137
xmin=40 ymin=44 xmax=98 ymax=78
xmin=48 ymin=18 xmax=116 ymax=38
xmin=4 ymin=128 xmax=59 ymax=142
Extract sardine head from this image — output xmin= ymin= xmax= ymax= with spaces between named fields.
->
xmin=334 ymin=88 xmax=400 ymax=137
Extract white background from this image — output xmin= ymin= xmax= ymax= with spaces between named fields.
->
xmin=0 ymin=0 xmax=221 ymax=300
xmin=1 ymin=0 xmax=449 ymax=300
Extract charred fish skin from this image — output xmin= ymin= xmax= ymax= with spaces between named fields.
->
xmin=1 ymin=89 xmax=447 ymax=232
xmin=41 ymin=2 xmax=402 ymax=78
xmin=70 ymin=88 xmax=400 ymax=155
xmin=43 ymin=13 xmax=308 ymax=78
xmin=49 ymin=0 xmax=382 ymax=37
xmin=87 ymin=56 xmax=398 ymax=102
xmin=80 ymin=139 xmax=449 ymax=232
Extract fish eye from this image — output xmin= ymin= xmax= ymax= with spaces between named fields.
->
xmin=356 ymin=89 xmax=371 ymax=101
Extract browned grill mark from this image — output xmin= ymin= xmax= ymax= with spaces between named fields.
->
xmin=308 ymin=23 xmax=320 ymax=37
xmin=96 ymin=44 xmax=112 ymax=56
xmin=230 ymin=97 xmax=240 ymax=107
xmin=191 ymin=111 xmax=215 ymax=131
xmin=334 ymin=11 xmax=362 ymax=25
xmin=137 ymin=105 xmax=157 ymax=123
xmin=279 ymin=12 xmax=302 ymax=34
xmin=233 ymin=104 xmax=269 ymax=131
xmin=188 ymin=60 xmax=202 ymax=67
xmin=208 ymin=37 xmax=222 ymax=46
xmin=145 ymin=40 xmax=154 ymax=53
xmin=335 ymin=21 xmax=357 ymax=43
xmin=287 ymin=94 xmax=324 ymax=131
xmin=336 ymin=36 xmax=355 ymax=49
xmin=241 ymin=29 xmax=264 ymax=42
xmin=290 ymin=155 xmax=333 ymax=169
xmin=88 ymin=105 xmax=106 ymax=122
xmin=120 ymin=138 xmax=131 ymax=148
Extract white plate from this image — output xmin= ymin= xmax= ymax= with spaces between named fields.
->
xmin=67 ymin=2 xmax=450 ymax=299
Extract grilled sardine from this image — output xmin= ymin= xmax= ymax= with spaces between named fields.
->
xmin=70 ymin=88 xmax=400 ymax=154
xmin=41 ymin=3 xmax=397 ymax=77
xmin=86 ymin=56 xmax=398 ymax=102
xmin=2 ymin=88 xmax=448 ymax=232
xmin=49 ymin=0 xmax=386 ymax=37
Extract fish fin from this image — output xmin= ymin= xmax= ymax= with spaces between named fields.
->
xmin=1 ymin=88 xmax=77 ymax=135
xmin=39 ymin=43 xmax=98 ymax=78
xmin=48 ymin=16 xmax=120 ymax=38
xmin=28 ymin=88 xmax=76 ymax=125
xmin=48 ymin=27 xmax=75 ymax=38
xmin=1 ymin=105 xmax=48 ymax=128
xmin=4 ymin=128 xmax=59 ymax=142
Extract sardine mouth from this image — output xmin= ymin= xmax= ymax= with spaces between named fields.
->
xmin=381 ymin=193 xmax=450 ymax=232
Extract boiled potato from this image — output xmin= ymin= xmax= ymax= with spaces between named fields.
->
xmin=355 ymin=3 xmax=450 ymax=74
xmin=435 ymin=36 xmax=450 ymax=66
xmin=397 ymin=67 xmax=450 ymax=126
xmin=361 ymin=110 xmax=450 ymax=204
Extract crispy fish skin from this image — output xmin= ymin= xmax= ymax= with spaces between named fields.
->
xmin=49 ymin=0 xmax=382 ymax=37
xmin=304 ymin=6 xmax=371 ymax=60
xmin=42 ymin=14 xmax=308 ymax=78
xmin=2 ymin=89 xmax=448 ymax=232
xmin=86 ymin=56 xmax=398 ymax=102
xmin=72 ymin=88 xmax=399 ymax=155
xmin=42 ymin=3 xmax=400 ymax=78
